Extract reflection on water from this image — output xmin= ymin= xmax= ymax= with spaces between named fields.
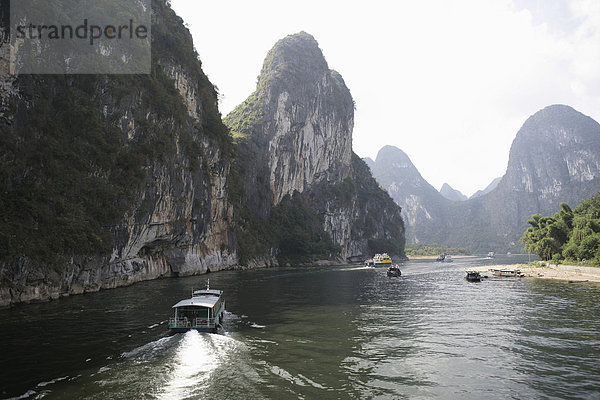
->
xmin=158 ymin=331 xmax=237 ymax=400
xmin=1 ymin=256 xmax=599 ymax=399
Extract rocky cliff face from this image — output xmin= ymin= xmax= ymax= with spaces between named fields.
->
xmin=370 ymin=105 xmax=600 ymax=252
xmin=226 ymin=33 xmax=405 ymax=262
xmin=228 ymin=32 xmax=353 ymax=205
xmin=503 ymin=105 xmax=600 ymax=202
xmin=0 ymin=0 xmax=237 ymax=307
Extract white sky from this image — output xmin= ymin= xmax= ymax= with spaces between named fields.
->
xmin=170 ymin=0 xmax=600 ymax=197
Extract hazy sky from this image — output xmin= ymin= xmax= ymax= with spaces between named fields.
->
xmin=171 ymin=0 xmax=600 ymax=197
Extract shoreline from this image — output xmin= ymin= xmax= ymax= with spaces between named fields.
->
xmin=473 ymin=264 xmax=600 ymax=283
xmin=408 ymin=255 xmax=476 ymax=260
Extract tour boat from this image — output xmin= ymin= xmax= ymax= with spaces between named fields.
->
xmin=373 ymin=253 xmax=393 ymax=266
xmin=387 ymin=265 xmax=402 ymax=277
xmin=465 ymin=271 xmax=481 ymax=282
xmin=489 ymin=268 xmax=524 ymax=278
xmin=169 ymin=280 xmax=225 ymax=333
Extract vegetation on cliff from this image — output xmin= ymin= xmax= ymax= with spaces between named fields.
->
xmin=521 ymin=193 xmax=600 ymax=264
xmin=0 ymin=0 xmax=232 ymax=263
xmin=225 ymin=33 xmax=405 ymax=265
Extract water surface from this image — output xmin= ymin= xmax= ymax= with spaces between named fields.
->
xmin=1 ymin=255 xmax=599 ymax=399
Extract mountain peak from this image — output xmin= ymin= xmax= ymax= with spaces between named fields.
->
xmin=259 ymin=31 xmax=328 ymax=88
xmin=439 ymin=183 xmax=467 ymax=202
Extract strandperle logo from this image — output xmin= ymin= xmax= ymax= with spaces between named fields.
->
xmin=10 ymin=0 xmax=151 ymax=74
xmin=15 ymin=19 xmax=149 ymax=46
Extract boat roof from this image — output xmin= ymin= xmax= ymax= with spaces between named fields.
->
xmin=193 ymin=289 xmax=222 ymax=296
xmin=172 ymin=294 xmax=221 ymax=309
xmin=171 ymin=279 xmax=223 ymax=308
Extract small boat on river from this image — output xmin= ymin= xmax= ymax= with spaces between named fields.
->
xmin=169 ymin=280 xmax=225 ymax=333
xmin=489 ymin=268 xmax=524 ymax=278
xmin=387 ymin=265 xmax=402 ymax=277
xmin=373 ymin=253 xmax=393 ymax=266
xmin=465 ymin=271 xmax=481 ymax=282
xmin=436 ymin=253 xmax=453 ymax=262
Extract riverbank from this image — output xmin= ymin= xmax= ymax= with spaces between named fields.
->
xmin=409 ymin=255 xmax=476 ymax=260
xmin=473 ymin=264 xmax=600 ymax=283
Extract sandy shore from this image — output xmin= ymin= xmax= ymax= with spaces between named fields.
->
xmin=472 ymin=264 xmax=600 ymax=283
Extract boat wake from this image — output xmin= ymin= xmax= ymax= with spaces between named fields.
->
xmin=121 ymin=335 xmax=176 ymax=361
xmin=156 ymin=331 xmax=241 ymax=399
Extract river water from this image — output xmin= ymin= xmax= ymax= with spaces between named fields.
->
xmin=1 ymin=255 xmax=599 ymax=399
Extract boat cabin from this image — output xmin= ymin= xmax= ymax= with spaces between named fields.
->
xmin=489 ymin=268 xmax=524 ymax=278
xmin=169 ymin=285 xmax=225 ymax=333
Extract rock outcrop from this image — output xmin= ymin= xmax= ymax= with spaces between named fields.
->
xmin=226 ymin=33 xmax=405 ymax=263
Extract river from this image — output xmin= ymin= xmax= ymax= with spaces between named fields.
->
xmin=1 ymin=255 xmax=599 ymax=399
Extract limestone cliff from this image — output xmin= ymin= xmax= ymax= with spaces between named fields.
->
xmin=226 ymin=32 xmax=405 ymax=263
xmin=0 ymin=0 xmax=237 ymax=307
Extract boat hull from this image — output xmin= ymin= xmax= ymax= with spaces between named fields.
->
xmin=375 ymin=262 xmax=393 ymax=267
xmin=169 ymin=326 xmax=218 ymax=334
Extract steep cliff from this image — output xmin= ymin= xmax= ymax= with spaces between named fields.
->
xmin=370 ymin=105 xmax=600 ymax=252
xmin=0 ymin=0 xmax=237 ymax=307
xmin=226 ymin=32 xmax=405 ymax=263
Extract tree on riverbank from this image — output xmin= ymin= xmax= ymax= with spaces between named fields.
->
xmin=405 ymin=244 xmax=470 ymax=257
xmin=521 ymin=193 xmax=600 ymax=264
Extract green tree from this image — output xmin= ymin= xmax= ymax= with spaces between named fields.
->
xmin=522 ymin=194 xmax=600 ymax=264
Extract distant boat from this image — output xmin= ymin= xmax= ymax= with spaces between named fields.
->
xmin=169 ymin=280 xmax=225 ymax=333
xmin=436 ymin=253 xmax=453 ymax=262
xmin=387 ymin=265 xmax=402 ymax=277
xmin=465 ymin=271 xmax=481 ymax=282
xmin=373 ymin=253 xmax=393 ymax=266
xmin=489 ymin=268 xmax=524 ymax=278
xmin=486 ymin=252 xmax=495 ymax=259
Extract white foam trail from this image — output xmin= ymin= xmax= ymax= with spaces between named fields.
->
xmin=157 ymin=331 xmax=239 ymax=400
xmin=37 ymin=376 xmax=68 ymax=387
xmin=6 ymin=389 xmax=38 ymax=400
xmin=122 ymin=336 xmax=174 ymax=360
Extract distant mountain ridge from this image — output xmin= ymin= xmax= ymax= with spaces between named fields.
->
xmin=439 ymin=183 xmax=467 ymax=202
xmin=470 ymin=177 xmax=501 ymax=199
xmin=369 ymin=104 xmax=600 ymax=252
